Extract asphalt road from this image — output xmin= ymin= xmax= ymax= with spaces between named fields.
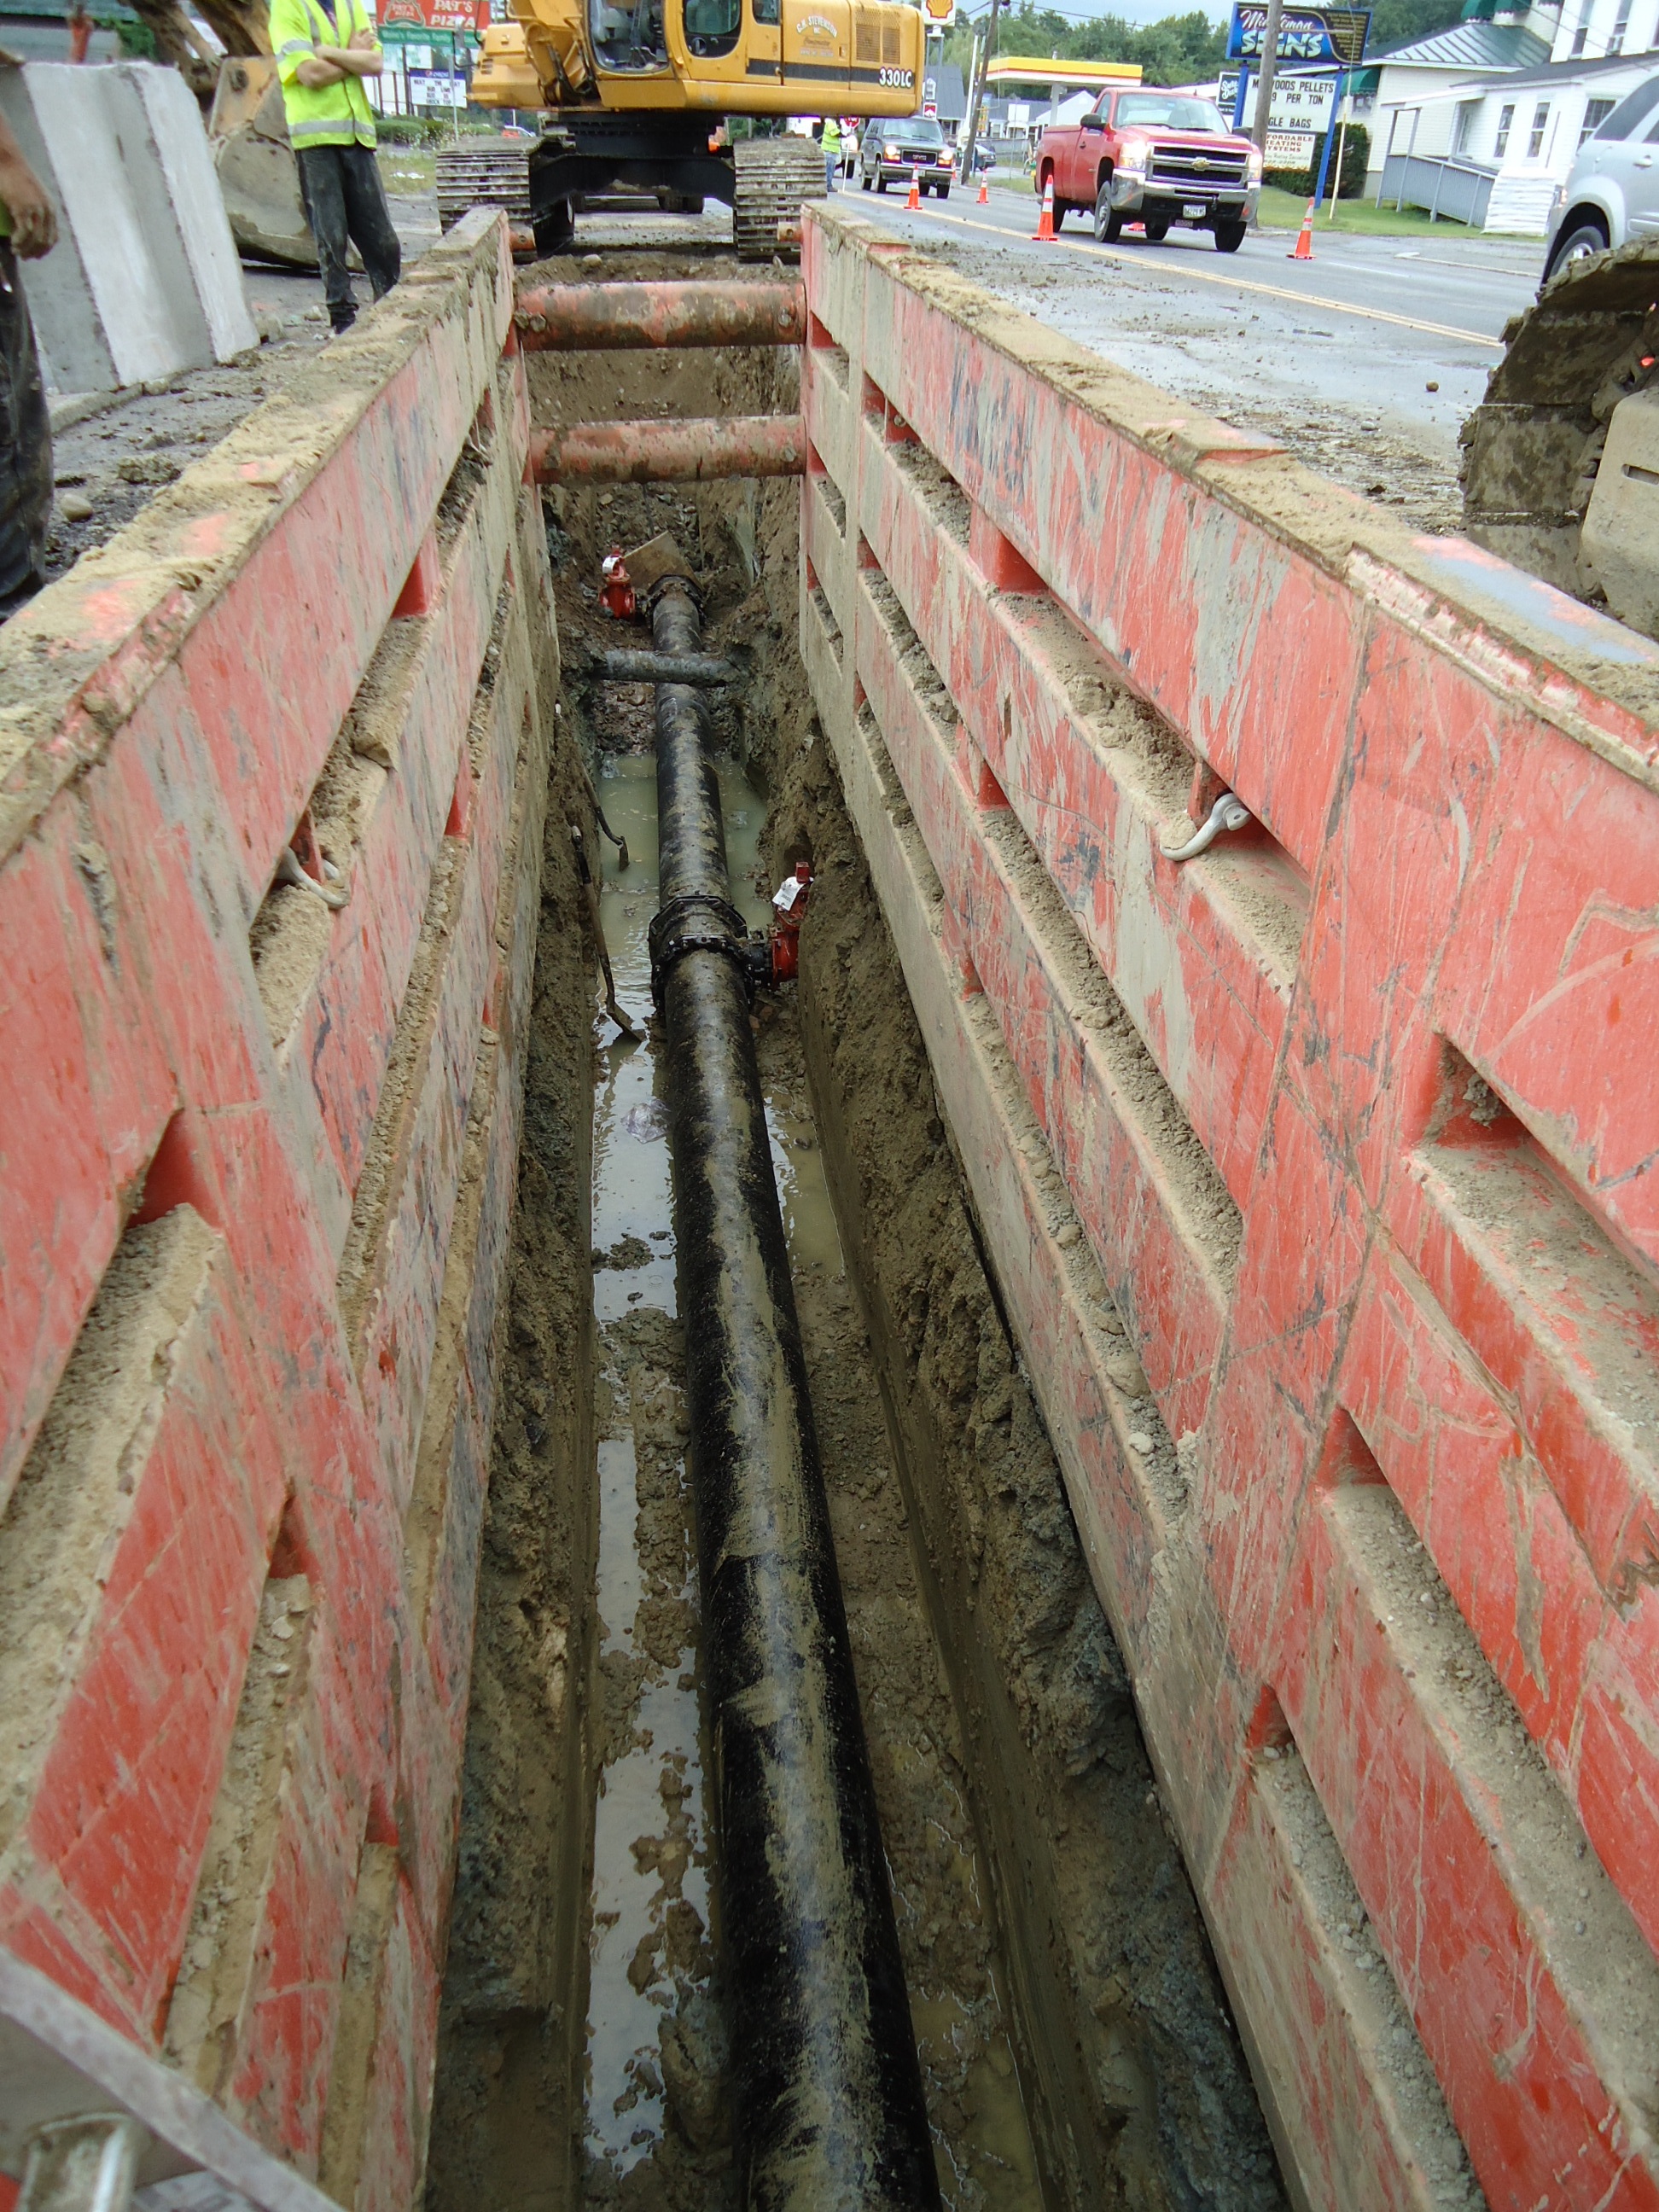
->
xmin=835 ymin=180 xmax=1546 ymax=527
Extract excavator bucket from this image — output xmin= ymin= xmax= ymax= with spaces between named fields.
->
xmin=208 ymin=55 xmax=317 ymax=267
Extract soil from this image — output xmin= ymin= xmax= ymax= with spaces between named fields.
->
xmin=428 ymin=230 xmax=1287 ymax=2212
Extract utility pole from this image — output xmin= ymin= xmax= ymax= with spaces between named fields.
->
xmin=958 ymin=0 xmax=1004 ymax=199
xmin=1249 ymin=0 xmax=1285 ymax=157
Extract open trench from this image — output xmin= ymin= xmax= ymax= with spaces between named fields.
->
xmin=424 ymin=242 xmax=1286 ymax=2212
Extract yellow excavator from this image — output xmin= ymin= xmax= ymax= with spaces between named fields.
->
xmin=466 ymin=0 xmax=925 ymax=255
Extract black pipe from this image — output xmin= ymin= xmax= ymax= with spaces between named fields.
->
xmin=591 ymin=647 xmax=740 ymax=689
xmin=649 ymin=584 xmax=940 ymax=2211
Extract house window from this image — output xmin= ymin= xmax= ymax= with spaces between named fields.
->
xmin=1453 ymin=99 xmax=1480 ymax=153
xmin=1581 ymin=95 xmax=1616 ymax=142
xmin=1494 ymin=101 xmax=1515 ymax=154
xmin=1610 ymin=0 xmax=1633 ymax=49
xmin=1528 ymin=100 xmax=1550 ymax=154
xmin=1570 ymin=0 xmax=1592 ymax=51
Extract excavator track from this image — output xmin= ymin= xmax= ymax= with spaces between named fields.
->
xmin=436 ymin=143 xmax=533 ymax=234
xmin=733 ymin=136 xmax=827 ymax=262
xmin=1460 ymin=236 xmax=1659 ymax=626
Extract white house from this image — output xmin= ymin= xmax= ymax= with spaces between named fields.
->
xmin=1366 ymin=5 xmax=1559 ymax=180
xmin=1374 ymin=16 xmax=1659 ymax=233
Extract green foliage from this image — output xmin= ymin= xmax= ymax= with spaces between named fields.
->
xmin=1365 ymin=0 xmax=1464 ymax=53
xmin=944 ymin=4 xmax=1225 ymax=86
xmin=1264 ymin=118 xmax=1369 ymax=195
xmin=111 ymin=14 xmax=157 ymax=55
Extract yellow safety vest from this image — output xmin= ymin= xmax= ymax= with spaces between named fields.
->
xmin=271 ymin=0 xmax=378 ymax=149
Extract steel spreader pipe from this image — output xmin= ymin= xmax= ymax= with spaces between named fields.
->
xmin=514 ymin=278 xmax=805 ymax=350
xmin=593 ymin=649 xmax=738 ymax=688
xmin=650 ymin=586 xmax=940 ymax=2212
xmin=525 ymin=415 xmax=805 ymax=486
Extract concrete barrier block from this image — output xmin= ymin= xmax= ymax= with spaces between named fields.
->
xmin=0 ymin=61 xmax=255 ymax=393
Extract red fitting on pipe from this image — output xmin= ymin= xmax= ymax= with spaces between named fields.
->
xmin=513 ymin=279 xmax=806 ymax=351
xmin=768 ymin=860 xmax=812 ymax=984
xmin=526 ymin=415 xmax=807 ymax=486
xmin=598 ymin=546 xmax=637 ymax=620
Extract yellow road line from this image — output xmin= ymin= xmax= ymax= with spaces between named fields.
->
xmin=882 ymin=202 xmax=1505 ymax=351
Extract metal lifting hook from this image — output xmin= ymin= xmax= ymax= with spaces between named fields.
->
xmin=1161 ymin=790 xmax=1252 ymax=862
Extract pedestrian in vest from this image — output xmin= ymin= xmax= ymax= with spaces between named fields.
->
xmin=821 ymin=113 xmax=840 ymax=193
xmin=271 ymin=0 xmax=400 ymax=335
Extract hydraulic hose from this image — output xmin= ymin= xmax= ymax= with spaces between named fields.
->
xmin=649 ymin=583 xmax=940 ymax=2211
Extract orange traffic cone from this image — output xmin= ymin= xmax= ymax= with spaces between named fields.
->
xmin=1033 ymin=176 xmax=1056 ymax=241
xmin=976 ymin=171 xmax=988 ymax=206
xmin=905 ymin=164 xmax=920 ymax=210
xmin=1288 ymin=198 xmax=1314 ymax=259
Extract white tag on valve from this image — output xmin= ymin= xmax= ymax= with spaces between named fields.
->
xmin=772 ymin=871 xmax=806 ymax=913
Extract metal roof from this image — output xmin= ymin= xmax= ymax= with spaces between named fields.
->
xmin=1464 ymin=47 xmax=1659 ymax=86
xmin=1372 ymin=20 xmax=1550 ymax=69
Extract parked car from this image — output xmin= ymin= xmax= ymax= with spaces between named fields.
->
xmin=1033 ymin=88 xmax=1260 ymax=252
xmin=1543 ymin=72 xmax=1659 ymax=279
xmin=861 ymin=113 xmax=955 ymax=196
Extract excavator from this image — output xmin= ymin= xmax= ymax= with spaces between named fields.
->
xmin=1461 ymin=239 xmax=1659 ymax=639
xmin=465 ymin=0 xmax=925 ymax=256
xmin=136 ymin=0 xmax=923 ymax=265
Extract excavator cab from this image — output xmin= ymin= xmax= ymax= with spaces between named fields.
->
xmin=468 ymin=0 xmax=921 ymax=255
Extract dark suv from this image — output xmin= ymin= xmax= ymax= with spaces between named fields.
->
xmin=861 ymin=114 xmax=955 ymax=196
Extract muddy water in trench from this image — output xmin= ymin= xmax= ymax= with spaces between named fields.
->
xmin=582 ymin=746 xmax=1041 ymax=2211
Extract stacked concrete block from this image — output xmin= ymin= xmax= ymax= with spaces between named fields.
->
xmin=0 ymin=60 xmax=257 ymax=392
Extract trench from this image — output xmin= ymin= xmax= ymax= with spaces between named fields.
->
xmin=425 ymin=240 xmax=1286 ymax=2212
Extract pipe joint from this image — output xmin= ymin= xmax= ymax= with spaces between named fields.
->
xmin=647 ymin=888 xmax=752 ymax=1010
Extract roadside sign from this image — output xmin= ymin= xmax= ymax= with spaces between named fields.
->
xmin=920 ymin=0 xmax=956 ymax=21
xmin=1225 ymin=5 xmax=1369 ymax=67
xmin=1266 ymin=128 xmax=1316 ymax=162
xmin=379 ymin=0 xmax=487 ymax=32
xmin=1220 ymin=67 xmax=1336 ymax=133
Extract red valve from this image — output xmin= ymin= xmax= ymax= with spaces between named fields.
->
xmin=769 ymin=859 xmax=812 ymax=984
xmin=599 ymin=545 xmax=637 ymax=620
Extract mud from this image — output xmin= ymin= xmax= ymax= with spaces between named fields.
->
xmin=428 ymin=230 xmax=1287 ymax=2212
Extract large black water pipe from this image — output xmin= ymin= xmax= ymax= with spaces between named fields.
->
xmin=648 ymin=581 xmax=941 ymax=2211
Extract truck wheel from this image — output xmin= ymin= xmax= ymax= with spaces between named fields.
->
xmin=1144 ymin=217 xmax=1170 ymax=242
xmin=861 ymin=169 xmax=872 ymax=190
xmin=876 ymin=174 xmax=888 ymax=193
xmin=937 ymin=183 xmax=950 ymax=199
xmin=1052 ymin=199 xmax=1067 ymax=230
xmin=1093 ymin=184 xmax=1121 ymax=243
xmin=1214 ymin=218 xmax=1246 ymax=253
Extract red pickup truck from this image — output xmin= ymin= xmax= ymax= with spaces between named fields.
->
xmin=1035 ymin=88 xmax=1261 ymax=253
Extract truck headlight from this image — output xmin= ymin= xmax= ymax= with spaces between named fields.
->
xmin=1247 ymin=147 xmax=1263 ymax=182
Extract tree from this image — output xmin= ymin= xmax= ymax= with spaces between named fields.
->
xmin=1366 ymin=0 xmax=1465 ymax=52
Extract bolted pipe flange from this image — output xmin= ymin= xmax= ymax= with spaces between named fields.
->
xmin=647 ymin=889 xmax=750 ymax=1010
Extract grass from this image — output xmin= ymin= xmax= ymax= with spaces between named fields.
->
xmin=378 ymin=147 xmax=438 ymax=196
xmin=981 ymin=171 xmax=1484 ymax=238
xmin=1254 ymin=183 xmax=1472 ymax=236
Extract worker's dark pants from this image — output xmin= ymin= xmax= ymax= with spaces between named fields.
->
xmin=0 ymin=242 xmax=51 ymax=616
xmin=295 ymin=143 xmax=402 ymax=334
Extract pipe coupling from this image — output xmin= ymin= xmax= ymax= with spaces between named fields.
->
xmin=648 ymin=889 xmax=752 ymax=1010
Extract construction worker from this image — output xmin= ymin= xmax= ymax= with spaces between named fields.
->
xmin=0 ymin=112 xmax=55 ymax=616
xmin=67 ymin=1 xmax=91 ymax=63
xmin=271 ymin=0 xmax=400 ymax=335
xmin=821 ymin=112 xmax=840 ymax=193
